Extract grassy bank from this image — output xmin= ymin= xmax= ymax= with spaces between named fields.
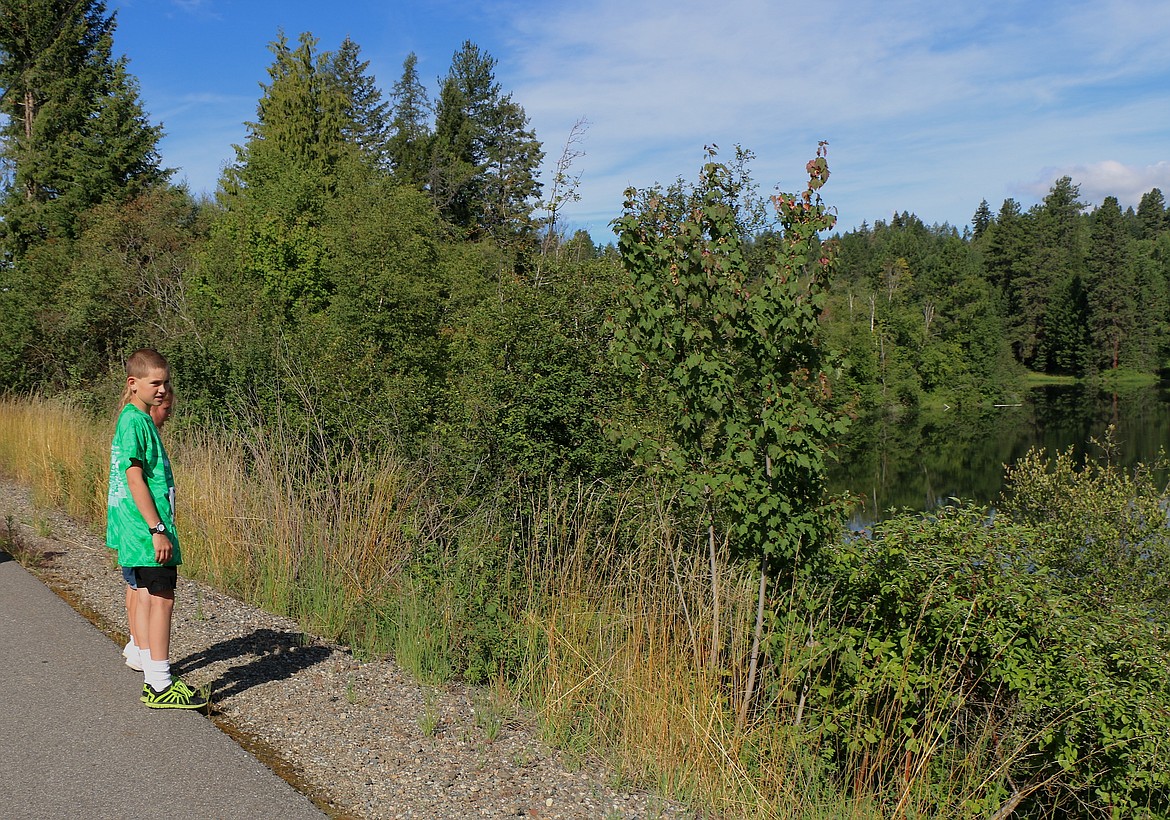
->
xmin=1022 ymin=368 xmax=1161 ymax=389
xmin=0 ymin=396 xmax=908 ymax=816
xmin=6 ymin=395 xmax=1157 ymax=818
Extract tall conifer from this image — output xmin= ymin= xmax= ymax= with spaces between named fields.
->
xmin=334 ymin=36 xmax=391 ymax=170
xmin=1085 ymin=196 xmax=1135 ymax=370
xmin=429 ymin=41 xmax=543 ymax=244
xmin=387 ymin=52 xmax=431 ymax=187
xmin=0 ymin=0 xmax=167 ymax=254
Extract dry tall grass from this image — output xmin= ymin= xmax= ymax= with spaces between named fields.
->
xmin=0 ymin=396 xmax=977 ymax=818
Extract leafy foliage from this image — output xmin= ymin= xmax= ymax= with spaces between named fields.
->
xmin=613 ymin=145 xmax=848 ymax=575
xmin=5 ymin=13 xmax=1170 ymax=817
xmin=816 ymin=498 xmax=1170 ymax=817
xmin=1000 ymin=431 xmax=1170 ymax=621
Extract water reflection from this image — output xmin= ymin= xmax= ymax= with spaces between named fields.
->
xmin=832 ymin=383 xmax=1170 ymax=528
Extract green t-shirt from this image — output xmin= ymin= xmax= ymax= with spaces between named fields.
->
xmin=106 ymin=404 xmax=180 ymax=568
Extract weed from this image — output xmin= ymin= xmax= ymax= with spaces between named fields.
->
xmin=386 ymin=583 xmax=454 ymax=686
xmin=33 ymin=514 xmax=52 ymax=538
xmin=2 ymin=513 xmax=22 ymax=559
xmin=418 ymin=688 xmax=440 ymax=738
xmin=473 ymin=690 xmax=505 ymax=743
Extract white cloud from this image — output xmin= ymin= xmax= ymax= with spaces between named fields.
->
xmin=487 ymin=0 xmax=1170 ymax=235
xmin=1019 ymin=161 xmax=1170 ymax=209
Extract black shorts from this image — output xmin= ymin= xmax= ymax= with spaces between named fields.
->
xmin=133 ymin=566 xmax=178 ymax=595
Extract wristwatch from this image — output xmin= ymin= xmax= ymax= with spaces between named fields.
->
xmin=149 ymin=521 xmax=167 ymax=536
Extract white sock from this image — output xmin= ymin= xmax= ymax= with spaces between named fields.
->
xmin=143 ymin=657 xmax=172 ymax=692
xmin=123 ymin=638 xmax=139 ymax=657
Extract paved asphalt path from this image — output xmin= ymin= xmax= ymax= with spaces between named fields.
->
xmin=0 ymin=550 xmax=326 ymax=820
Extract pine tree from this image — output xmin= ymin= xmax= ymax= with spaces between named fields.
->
xmin=428 ymin=41 xmax=543 ymax=245
xmin=1031 ymin=177 xmax=1088 ymax=372
xmin=971 ymin=199 xmax=992 ymax=240
xmin=481 ymin=94 xmax=544 ymax=248
xmin=1137 ymin=188 xmax=1166 ymax=241
xmin=387 ymin=52 xmax=432 ymax=187
xmin=0 ymin=0 xmax=168 ymax=254
xmin=1085 ymin=196 xmax=1136 ymax=370
xmin=428 ymin=73 xmax=478 ymax=226
xmin=333 ymin=36 xmax=391 ymax=170
xmin=979 ymin=199 xmax=1031 ymax=360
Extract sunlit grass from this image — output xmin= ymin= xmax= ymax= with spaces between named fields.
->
xmin=1021 ymin=370 xmax=1077 ymax=386
xmin=0 ymin=395 xmax=1028 ymax=818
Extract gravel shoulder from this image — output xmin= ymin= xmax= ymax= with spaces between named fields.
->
xmin=1 ymin=479 xmax=693 ymax=820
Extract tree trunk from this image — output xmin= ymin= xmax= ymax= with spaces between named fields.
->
xmin=707 ymin=521 xmax=719 ymax=669
xmin=738 ymin=556 xmax=768 ymax=729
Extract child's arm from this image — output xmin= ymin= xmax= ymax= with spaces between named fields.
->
xmin=126 ymin=464 xmax=172 ymax=564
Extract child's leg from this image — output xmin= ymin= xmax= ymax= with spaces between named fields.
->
xmin=122 ymin=566 xmax=144 ymax=648
xmin=122 ymin=566 xmax=146 ymax=670
xmin=133 ymin=567 xmax=177 ymax=693
xmin=144 ymin=587 xmax=174 ymax=662
xmin=132 ymin=584 xmax=151 ymax=658
xmin=126 ymin=583 xmax=137 ymax=638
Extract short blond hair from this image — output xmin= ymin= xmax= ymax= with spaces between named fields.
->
xmin=126 ymin=348 xmax=169 ymax=378
xmin=120 ymin=348 xmax=170 ymax=406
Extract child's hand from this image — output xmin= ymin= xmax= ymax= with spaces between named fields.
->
xmin=152 ymin=532 xmax=173 ymax=564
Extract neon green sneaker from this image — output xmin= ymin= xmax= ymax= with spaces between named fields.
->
xmin=142 ymin=677 xmax=211 ymax=710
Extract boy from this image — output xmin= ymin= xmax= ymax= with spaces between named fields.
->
xmin=120 ymin=391 xmax=174 ymax=672
xmin=107 ymin=349 xmax=208 ymax=709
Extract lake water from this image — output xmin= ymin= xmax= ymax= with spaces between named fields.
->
xmin=832 ymin=383 xmax=1170 ymax=528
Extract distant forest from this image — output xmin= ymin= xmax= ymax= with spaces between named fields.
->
xmin=828 ymin=183 xmax=1170 ymax=410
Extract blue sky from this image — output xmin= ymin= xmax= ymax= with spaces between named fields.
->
xmin=109 ymin=0 xmax=1170 ymax=241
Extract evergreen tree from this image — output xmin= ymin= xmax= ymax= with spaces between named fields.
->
xmin=971 ymin=199 xmax=992 ymax=240
xmin=215 ymin=30 xmax=353 ymax=319
xmin=1041 ymin=176 xmax=1087 ymax=262
xmin=228 ymin=30 xmax=349 ymax=185
xmin=1130 ymin=249 xmax=1166 ymax=370
xmin=428 ymin=73 xmax=477 ymax=227
xmin=428 ymin=41 xmax=543 ymax=245
xmin=976 ymin=200 xmax=1022 ymax=364
xmin=1137 ymin=188 xmax=1166 ymax=241
xmin=0 ymin=0 xmax=168 ymax=254
xmin=333 ymin=36 xmax=391 ymax=170
xmin=1042 ymin=272 xmax=1090 ymax=375
xmin=1031 ymin=177 xmax=1087 ymax=372
xmin=480 ymin=94 xmax=544 ymax=249
xmin=980 ymin=199 xmax=1024 ymax=289
xmin=387 ymin=52 xmax=432 ymax=188
xmin=1085 ymin=196 xmax=1136 ymax=370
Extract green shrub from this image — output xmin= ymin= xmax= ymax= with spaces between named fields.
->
xmin=810 ymin=500 xmax=1170 ymax=817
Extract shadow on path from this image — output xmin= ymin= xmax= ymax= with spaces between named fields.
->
xmin=177 ymin=628 xmax=333 ymax=701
